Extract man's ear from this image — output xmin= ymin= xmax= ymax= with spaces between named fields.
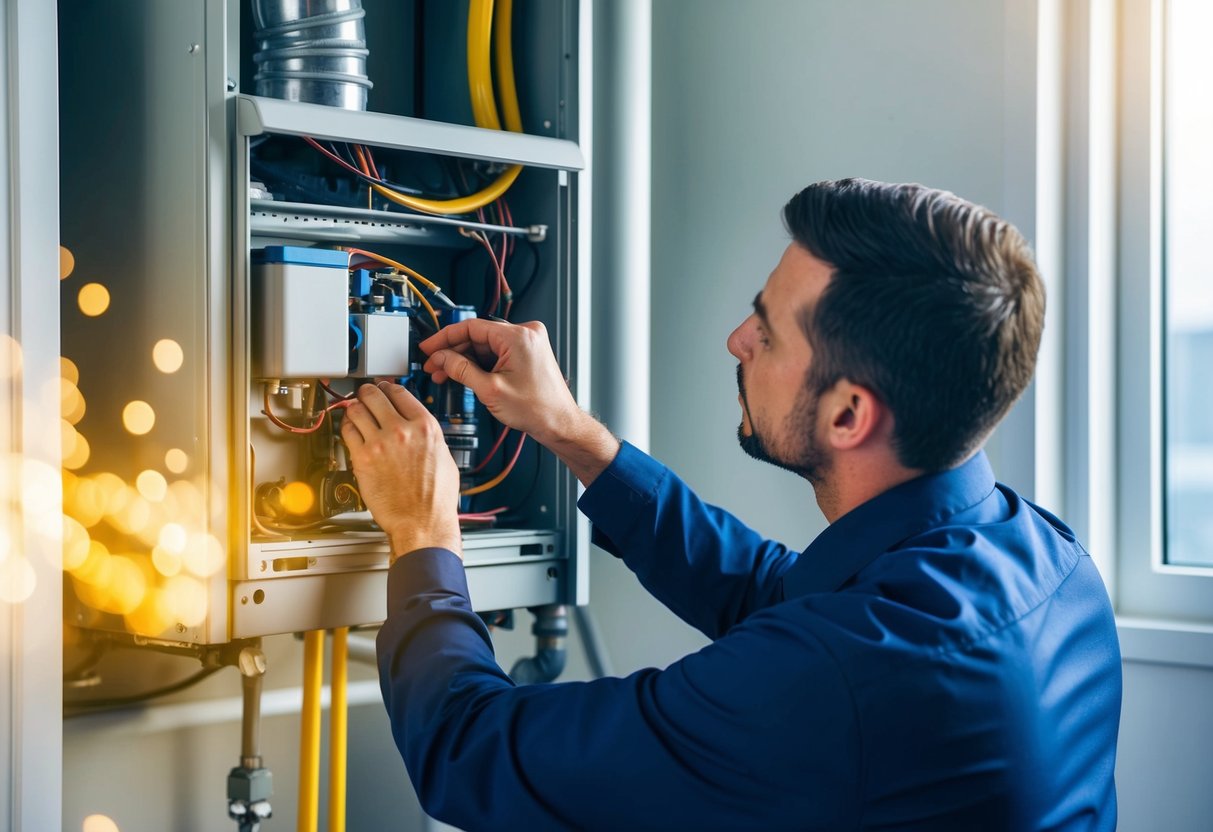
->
xmin=819 ymin=380 xmax=887 ymax=452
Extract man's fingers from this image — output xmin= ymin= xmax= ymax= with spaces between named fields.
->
xmin=419 ymin=317 xmax=511 ymax=357
xmin=426 ymin=349 xmax=492 ymax=391
xmin=379 ymin=381 xmax=429 ymax=421
xmin=339 ymin=415 xmax=364 ymax=451
xmin=355 ymin=383 xmax=401 ymax=428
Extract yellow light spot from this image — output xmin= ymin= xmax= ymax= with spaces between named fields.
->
xmin=77 ymin=283 xmax=110 ymax=317
xmin=122 ymin=400 xmax=155 ymax=435
xmin=183 ymin=532 xmax=225 ymax=577
xmin=21 ymin=459 xmax=61 ymax=520
xmin=63 ymin=516 xmax=91 ymax=571
xmin=62 ymin=432 xmax=90 ymax=470
xmin=61 ymin=378 xmax=86 ymax=425
xmin=58 ymin=245 xmax=75 ymax=281
xmin=164 ymin=448 xmax=189 ymax=474
xmin=152 ymin=339 xmax=184 ymax=374
xmin=151 ymin=546 xmax=182 ymax=577
xmin=71 ymin=539 xmax=110 ymax=582
xmin=158 ymin=523 xmax=187 ymax=555
xmin=280 ymin=481 xmax=315 ymax=516
xmin=157 ymin=575 xmax=207 ymax=627
xmin=165 ymin=479 xmax=203 ymax=518
xmin=0 ymin=557 xmax=36 ymax=604
xmin=60 ymin=355 xmax=80 ymax=384
xmin=110 ymin=495 xmax=152 ymax=535
xmin=106 ymin=556 xmax=148 ymax=615
xmin=82 ymin=814 xmax=120 ymax=832
xmin=67 ymin=477 xmax=105 ymax=528
xmin=136 ymin=470 xmax=167 ymax=502
xmin=125 ymin=593 xmax=171 ymax=637
xmin=0 ymin=334 xmax=22 ymax=380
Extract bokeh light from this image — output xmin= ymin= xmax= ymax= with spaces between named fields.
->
xmin=157 ymin=523 xmax=187 ymax=555
xmin=152 ymin=339 xmax=184 ymax=374
xmin=0 ymin=334 xmax=22 ymax=380
xmin=77 ymin=283 xmax=110 ymax=317
xmin=121 ymin=400 xmax=155 ymax=435
xmin=151 ymin=545 xmax=183 ymax=578
xmin=183 ymin=532 xmax=225 ymax=577
xmin=164 ymin=448 xmax=189 ymax=474
xmin=60 ymin=356 xmax=79 ymax=384
xmin=136 ymin=470 xmax=167 ymax=502
xmin=280 ymin=481 xmax=315 ymax=515
xmin=62 ymin=432 xmax=90 ymax=470
xmin=62 ymin=516 xmax=91 ymax=571
xmin=59 ymin=245 xmax=75 ymax=281
xmin=0 ymin=557 xmax=36 ymax=604
xmin=61 ymin=378 xmax=86 ymax=425
xmin=157 ymin=574 xmax=207 ymax=628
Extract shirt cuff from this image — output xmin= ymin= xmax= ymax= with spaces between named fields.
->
xmin=577 ymin=441 xmax=669 ymax=557
xmin=385 ymin=547 xmax=469 ymax=615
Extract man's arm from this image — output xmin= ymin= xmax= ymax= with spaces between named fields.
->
xmin=376 ymin=549 xmax=859 ymax=832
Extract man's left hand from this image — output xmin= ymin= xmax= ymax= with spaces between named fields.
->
xmin=340 ymin=382 xmax=462 ymax=562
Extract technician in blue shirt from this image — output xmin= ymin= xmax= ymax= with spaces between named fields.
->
xmin=340 ymin=178 xmax=1122 ymax=830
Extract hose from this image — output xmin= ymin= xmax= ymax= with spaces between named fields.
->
xmin=509 ymin=605 xmax=569 ymax=684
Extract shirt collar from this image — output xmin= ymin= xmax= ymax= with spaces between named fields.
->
xmin=782 ymin=450 xmax=997 ymax=597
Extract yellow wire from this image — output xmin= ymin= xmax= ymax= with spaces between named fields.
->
xmin=494 ymin=0 xmax=523 ymax=133
xmin=298 ymin=630 xmax=325 ymax=832
xmin=328 ymin=627 xmax=349 ymax=832
xmin=460 ymin=436 xmax=526 ymax=496
xmin=407 ymin=281 xmax=441 ymax=331
xmin=345 ymin=248 xmax=442 ymax=329
xmin=468 ymin=0 xmax=501 ymax=130
xmin=351 ymin=0 xmax=524 ymax=217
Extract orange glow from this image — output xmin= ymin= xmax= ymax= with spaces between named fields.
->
xmin=77 ymin=283 xmax=110 ymax=317
xmin=110 ymin=495 xmax=152 ymax=535
xmin=82 ymin=814 xmax=120 ymax=832
xmin=106 ymin=556 xmax=148 ymax=615
xmin=280 ymin=481 xmax=315 ymax=515
xmin=164 ymin=448 xmax=189 ymax=474
xmin=152 ymin=339 xmax=184 ymax=374
xmin=122 ymin=401 xmax=155 ymax=435
xmin=62 ymin=432 xmax=90 ymax=470
xmin=72 ymin=540 xmax=110 ymax=582
xmin=136 ymin=469 xmax=167 ymax=502
xmin=58 ymin=245 xmax=76 ymax=281
xmin=124 ymin=593 xmax=172 ymax=637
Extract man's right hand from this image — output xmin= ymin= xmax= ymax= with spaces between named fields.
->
xmin=419 ymin=318 xmax=620 ymax=487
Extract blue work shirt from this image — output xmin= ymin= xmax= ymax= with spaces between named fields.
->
xmin=377 ymin=442 xmax=1121 ymax=830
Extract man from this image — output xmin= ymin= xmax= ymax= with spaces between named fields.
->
xmin=340 ymin=179 xmax=1121 ymax=830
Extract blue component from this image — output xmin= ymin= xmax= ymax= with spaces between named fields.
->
xmin=348 ymin=319 xmax=364 ymax=352
xmin=351 ymin=268 xmax=374 ymax=298
xmin=443 ymin=305 xmax=477 ymax=326
xmin=252 ymin=245 xmax=348 ymax=269
xmin=384 ymin=293 xmax=408 ymax=312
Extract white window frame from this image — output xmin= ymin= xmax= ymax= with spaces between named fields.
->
xmin=1113 ymin=0 xmax=1213 ymax=620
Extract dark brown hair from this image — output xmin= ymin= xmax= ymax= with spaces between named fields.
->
xmin=783 ymin=179 xmax=1045 ymax=472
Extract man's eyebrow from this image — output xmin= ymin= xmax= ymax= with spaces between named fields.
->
xmin=752 ymin=293 xmax=772 ymax=330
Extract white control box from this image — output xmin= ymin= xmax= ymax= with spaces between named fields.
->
xmin=349 ymin=311 xmax=411 ymax=377
xmin=253 ymin=246 xmax=349 ymax=379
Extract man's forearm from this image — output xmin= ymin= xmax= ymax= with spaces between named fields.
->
xmin=539 ymin=410 xmax=621 ymax=488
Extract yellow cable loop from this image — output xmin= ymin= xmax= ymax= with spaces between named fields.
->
xmin=495 ymin=0 xmax=523 ymax=133
xmin=357 ymin=0 xmax=522 ymax=216
xmin=328 ymin=627 xmax=349 ymax=832
xmin=298 ymin=630 xmax=325 ymax=832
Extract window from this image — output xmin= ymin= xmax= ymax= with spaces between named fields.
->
xmin=1161 ymin=0 xmax=1213 ymax=568
xmin=1115 ymin=0 xmax=1213 ymax=619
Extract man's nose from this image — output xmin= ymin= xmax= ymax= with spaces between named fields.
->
xmin=727 ymin=318 xmax=750 ymax=360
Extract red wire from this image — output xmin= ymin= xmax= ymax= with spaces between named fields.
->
xmin=263 ymin=387 xmax=353 ymax=435
xmin=471 ymin=427 xmax=511 ymax=474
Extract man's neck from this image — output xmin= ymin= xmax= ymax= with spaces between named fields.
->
xmin=812 ymin=458 xmax=922 ymax=523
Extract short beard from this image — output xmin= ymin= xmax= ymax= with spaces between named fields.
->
xmin=736 ymin=364 xmax=831 ymax=483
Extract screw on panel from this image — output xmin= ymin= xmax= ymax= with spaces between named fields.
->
xmin=241 ymin=596 xmax=249 ymax=605
xmin=188 ymin=43 xmax=201 ymax=54
xmin=259 ymin=561 xmax=267 ymax=572
xmin=176 ymin=623 xmax=186 ymax=633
